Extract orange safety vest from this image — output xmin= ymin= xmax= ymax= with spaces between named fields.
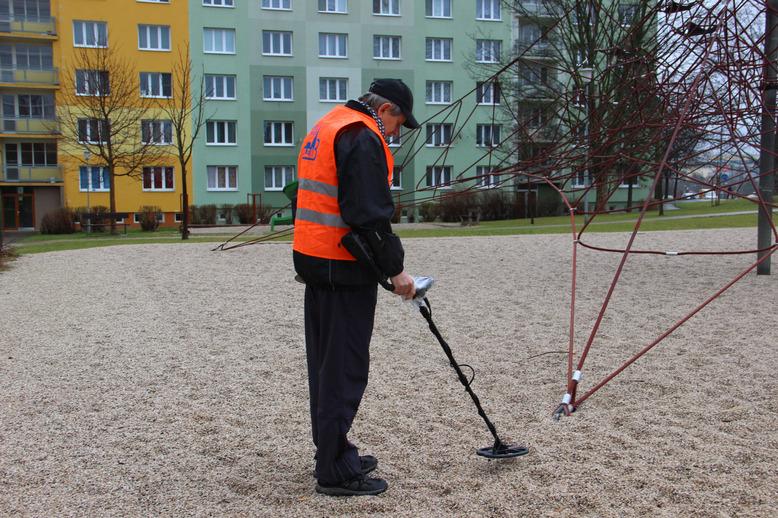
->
xmin=293 ymin=105 xmax=394 ymax=261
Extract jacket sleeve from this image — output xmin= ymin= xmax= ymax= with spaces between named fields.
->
xmin=335 ymin=123 xmax=405 ymax=277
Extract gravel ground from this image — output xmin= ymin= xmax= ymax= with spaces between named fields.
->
xmin=1 ymin=228 xmax=776 ymax=517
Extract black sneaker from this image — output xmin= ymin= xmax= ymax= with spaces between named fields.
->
xmin=315 ymin=475 xmax=388 ymax=497
xmin=359 ymin=455 xmax=378 ymax=475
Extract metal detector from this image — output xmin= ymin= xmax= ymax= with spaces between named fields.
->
xmin=341 ymin=232 xmax=529 ymax=460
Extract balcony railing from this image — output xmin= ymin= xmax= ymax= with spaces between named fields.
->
xmin=517 ymin=2 xmax=560 ymax=18
xmin=0 ymin=67 xmax=59 ymax=85
xmin=1 ymin=117 xmax=59 ymax=134
xmin=3 ymin=164 xmax=62 ymax=183
xmin=516 ymin=42 xmax=557 ymax=59
xmin=517 ymin=83 xmax=556 ymax=100
xmin=0 ymin=15 xmax=57 ymax=35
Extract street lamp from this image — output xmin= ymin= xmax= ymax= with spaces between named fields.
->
xmin=83 ymin=149 xmax=91 ymax=233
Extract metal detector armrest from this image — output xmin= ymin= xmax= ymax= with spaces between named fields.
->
xmin=341 ymin=232 xmax=395 ymax=292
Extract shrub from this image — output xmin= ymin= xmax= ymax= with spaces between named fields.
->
xmin=138 ymin=205 xmax=161 ymax=231
xmin=191 ymin=204 xmax=217 ymax=225
xmin=235 ymin=203 xmax=253 ymax=224
xmin=478 ymin=190 xmax=514 ymax=221
xmin=439 ymin=191 xmax=478 ymax=222
xmin=40 ymin=207 xmax=76 ymax=234
xmin=537 ymin=196 xmax=564 ymax=217
xmin=220 ymin=204 xmax=234 ymax=224
xmin=418 ymin=202 xmax=439 ymax=223
xmin=75 ymin=205 xmax=110 ymax=232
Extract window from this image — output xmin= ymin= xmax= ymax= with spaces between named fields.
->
xmin=207 ymin=165 xmax=238 ymax=191
xmin=476 ymin=81 xmax=500 ymax=104
xmin=476 ymin=0 xmax=501 ymax=20
xmin=79 ymin=166 xmax=110 ymax=191
xmin=525 ymin=107 xmax=549 ymax=128
xmin=573 ymin=169 xmax=587 ymax=187
xmin=262 ymin=0 xmax=291 ymax=9
xmin=425 ymin=123 xmax=452 ymax=147
xmin=140 ymin=72 xmax=172 ymax=98
xmin=386 ymin=133 xmax=401 ymax=147
xmin=206 ymin=120 xmax=237 ymax=145
xmin=203 ymin=0 xmax=233 ymax=6
xmin=174 ymin=213 xmax=183 ymax=223
xmin=77 ymin=118 xmax=108 ymax=143
xmin=319 ymin=33 xmax=347 ymax=58
xmin=319 ymin=77 xmax=347 ymax=102
xmin=5 ymin=44 xmax=54 ymax=70
xmin=5 ymin=0 xmax=52 ymax=18
xmin=264 ymin=121 xmax=294 ymax=146
xmin=425 ymin=38 xmax=452 ymax=61
xmin=138 ymin=25 xmax=170 ymax=51
xmin=426 ymin=165 xmax=452 ymax=188
xmin=10 ymin=94 xmax=55 ymax=119
xmin=142 ymin=166 xmax=174 ymax=191
xmin=476 ymin=39 xmax=501 ymax=63
xmin=373 ymin=35 xmax=400 ymax=59
xmin=426 ymin=81 xmax=452 ymax=104
xmin=619 ymin=5 xmax=638 ymax=26
xmin=141 ymin=120 xmax=173 ymax=145
xmin=75 ymin=70 xmax=109 ymax=96
xmin=476 ymin=124 xmax=501 ymax=147
xmin=9 ymin=142 xmax=57 ymax=166
xmin=262 ymin=31 xmax=293 ymax=56
xmin=319 ymin=0 xmax=347 ymax=13
xmin=73 ymin=21 xmax=108 ymax=48
xmin=205 ymin=75 xmax=236 ymax=99
xmin=476 ymin=166 xmax=500 ymax=188
xmin=373 ymin=0 xmax=399 ymax=15
xmin=203 ymin=28 xmax=236 ymax=54
xmin=391 ymin=167 xmax=402 ymax=189
xmin=426 ymin=0 xmax=451 ymax=18
xmin=263 ymin=76 xmax=293 ymax=101
xmin=265 ymin=165 xmax=294 ymax=191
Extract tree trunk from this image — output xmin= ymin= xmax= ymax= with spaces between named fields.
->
xmin=109 ymin=169 xmax=117 ymax=235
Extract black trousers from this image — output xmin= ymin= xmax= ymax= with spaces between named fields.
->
xmin=304 ymin=283 xmax=378 ymax=485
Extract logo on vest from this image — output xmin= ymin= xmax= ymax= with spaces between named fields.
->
xmin=301 ymin=126 xmax=321 ymax=161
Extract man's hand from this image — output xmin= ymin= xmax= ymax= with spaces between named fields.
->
xmin=389 ymin=271 xmax=416 ymax=300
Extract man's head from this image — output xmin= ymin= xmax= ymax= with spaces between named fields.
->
xmin=358 ymin=79 xmax=420 ymax=136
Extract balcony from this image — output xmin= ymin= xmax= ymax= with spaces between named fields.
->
xmin=517 ymin=83 xmax=556 ymax=101
xmin=521 ymin=125 xmax=558 ymax=143
xmin=3 ymin=164 xmax=62 ymax=183
xmin=516 ymin=2 xmax=560 ymax=19
xmin=1 ymin=117 xmax=59 ymax=135
xmin=515 ymin=42 xmax=557 ymax=60
xmin=0 ymin=16 xmax=57 ymax=36
xmin=0 ymin=67 xmax=59 ymax=85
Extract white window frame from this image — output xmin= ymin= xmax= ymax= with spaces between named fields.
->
xmin=264 ymin=121 xmax=294 ymax=146
xmin=205 ymin=74 xmax=236 ymax=100
xmin=73 ymin=21 xmax=108 ymax=48
xmin=476 ymin=81 xmax=500 ymax=105
xmin=75 ymin=69 xmax=109 ymax=96
xmin=476 ymin=0 xmax=501 ymax=21
xmin=262 ymin=0 xmax=291 ymax=10
xmin=318 ymin=33 xmax=348 ymax=58
xmin=206 ymin=120 xmax=237 ymax=145
xmin=425 ymin=123 xmax=453 ymax=147
xmin=264 ymin=165 xmax=295 ymax=191
xmin=77 ymin=118 xmax=108 ymax=144
xmin=140 ymin=72 xmax=172 ymax=98
xmin=138 ymin=24 xmax=171 ymax=51
xmin=141 ymin=119 xmax=173 ymax=145
xmin=203 ymin=0 xmax=234 ymax=6
xmin=425 ymin=38 xmax=452 ymax=62
xmin=174 ymin=212 xmax=183 ymax=223
xmin=476 ymin=39 xmax=501 ymax=63
xmin=572 ymin=169 xmax=587 ymax=188
xmin=319 ymin=77 xmax=348 ymax=102
xmin=426 ymin=80 xmax=452 ymax=104
xmin=426 ymin=0 xmax=451 ymax=18
xmin=391 ymin=167 xmax=402 ymax=190
xmin=79 ymin=165 xmax=110 ymax=192
xmin=373 ymin=0 xmax=399 ymax=16
xmin=426 ymin=165 xmax=452 ymax=188
xmin=142 ymin=166 xmax=175 ymax=191
xmin=476 ymin=124 xmax=501 ymax=148
xmin=476 ymin=166 xmax=500 ymax=188
xmin=373 ymin=35 xmax=401 ymax=60
xmin=318 ymin=0 xmax=347 ymax=13
xmin=262 ymin=30 xmax=293 ymax=56
xmin=203 ymin=28 xmax=236 ymax=54
xmin=263 ymin=76 xmax=294 ymax=101
xmin=207 ymin=165 xmax=238 ymax=191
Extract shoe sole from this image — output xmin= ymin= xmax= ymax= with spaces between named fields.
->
xmin=315 ymin=484 xmax=387 ymax=497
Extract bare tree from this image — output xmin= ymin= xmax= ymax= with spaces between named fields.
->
xmin=59 ymin=43 xmax=165 ymax=234
xmin=155 ymin=45 xmax=208 ymax=240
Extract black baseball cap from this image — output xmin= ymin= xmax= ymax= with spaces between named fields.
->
xmin=369 ymin=78 xmax=420 ymax=129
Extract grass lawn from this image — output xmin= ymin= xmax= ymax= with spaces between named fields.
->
xmin=9 ymin=198 xmax=771 ymax=255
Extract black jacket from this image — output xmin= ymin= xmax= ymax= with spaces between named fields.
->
xmin=293 ymin=101 xmax=405 ymax=289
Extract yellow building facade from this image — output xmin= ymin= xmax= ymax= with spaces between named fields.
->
xmin=55 ymin=0 xmax=190 ymax=227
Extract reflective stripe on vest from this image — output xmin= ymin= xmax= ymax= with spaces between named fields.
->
xmin=293 ymin=105 xmax=394 ymax=261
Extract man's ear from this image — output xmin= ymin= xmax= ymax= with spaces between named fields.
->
xmin=377 ymin=102 xmax=392 ymax=115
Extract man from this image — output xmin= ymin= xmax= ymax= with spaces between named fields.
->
xmin=293 ymin=79 xmax=419 ymax=496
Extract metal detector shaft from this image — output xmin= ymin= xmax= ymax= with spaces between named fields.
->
xmin=417 ymin=298 xmax=503 ymax=447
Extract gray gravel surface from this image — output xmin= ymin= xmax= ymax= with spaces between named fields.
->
xmin=1 ymin=228 xmax=776 ymax=517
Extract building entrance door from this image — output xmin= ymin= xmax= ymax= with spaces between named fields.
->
xmin=1 ymin=190 xmax=35 ymax=229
